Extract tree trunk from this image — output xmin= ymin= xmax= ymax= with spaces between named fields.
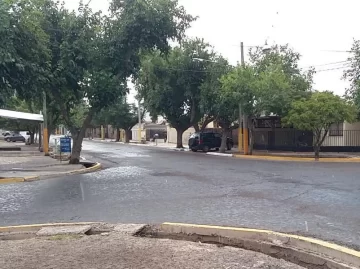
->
xmin=29 ymin=130 xmax=35 ymax=144
xmin=125 ymin=129 xmax=131 ymax=143
xmin=249 ymin=122 xmax=255 ymax=155
xmin=193 ymin=124 xmax=200 ymax=132
xmin=200 ymin=116 xmax=215 ymax=132
xmin=116 ymin=128 xmax=120 ymax=142
xmin=69 ymin=111 xmax=94 ymax=164
xmin=314 ymin=145 xmax=320 ymax=161
xmin=175 ymin=128 xmax=184 ymax=148
xmin=219 ymin=128 xmax=228 ymax=153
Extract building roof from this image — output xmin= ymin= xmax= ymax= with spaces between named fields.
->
xmin=0 ymin=109 xmax=44 ymax=122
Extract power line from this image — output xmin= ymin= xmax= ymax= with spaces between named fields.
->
xmin=316 ymin=64 xmax=352 ymax=72
xmin=320 ymin=50 xmax=352 ymax=53
xmin=302 ymin=60 xmax=351 ymax=69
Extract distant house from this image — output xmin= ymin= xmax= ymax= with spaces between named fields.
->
xmin=322 ymin=121 xmax=360 ymax=148
xmin=132 ymin=122 xmax=167 ymax=141
xmin=251 ymin=116 xmax=360 ymax=152
xmin=166 ymin=121 xmax=217 ymax=145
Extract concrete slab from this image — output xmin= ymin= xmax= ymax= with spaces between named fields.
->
xmin=114 ymin=224 xmax=146 ymax=235
xmin=36 ymin=225 xmax=92 ymax=236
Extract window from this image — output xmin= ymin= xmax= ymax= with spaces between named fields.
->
xmin=329 ymin=122 xmax=343 ymax=136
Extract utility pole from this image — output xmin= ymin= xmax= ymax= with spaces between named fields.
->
xmin=238 ymin=42 xmax=244 ymax=152
xmin=239 ymin=42 xmax=249 ymax=155
xmin=138 ymin=99 xmax=142 ymax=143
xmin=43 ymin=92 xmax=49 ymax=156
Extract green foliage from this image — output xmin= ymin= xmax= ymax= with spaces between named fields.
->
xmin=199 ymin=56 xmax=232 ymax=129
xmin=96 ymin=97 xmax=143 ymax=131
xmin=139 ymin=39 xmax=213 ymax=133
xmin=1 ymin=0 xmax=194 ymax=161
xmin=220 ymin=65 xmax=258 ymax=118
xmin=248 ymin=44 xmax=313 ymax=117
xmin=284 ymin=91 xmax=357 ymax=157
xmin=284 ymin=91 xmax=356 ymax=133
xmin=344 ymin=39 xmax=360 ymax=111
xmin=0 ymin=0 xmax=50 ymax=105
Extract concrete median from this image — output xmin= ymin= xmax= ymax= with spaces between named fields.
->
xmin=139 ymin=222 xmax=360 ymax=269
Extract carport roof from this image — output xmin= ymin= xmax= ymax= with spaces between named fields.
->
xmin=0 ymin=109 xmax=43 ymax=122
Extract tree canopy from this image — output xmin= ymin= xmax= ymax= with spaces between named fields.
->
xmin=1 ymin=0 xmax=195 ymax=163
xmin=284 ymin=91 xmax=357 ymax=159
xmin=139 ymin=39 xmax=213 ymax=147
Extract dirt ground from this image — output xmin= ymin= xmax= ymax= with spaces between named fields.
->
xmin=0 ymin=232 xmax=305 ymax=269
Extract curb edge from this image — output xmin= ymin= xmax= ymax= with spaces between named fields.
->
xmin=160 ymin=222 xmax=360 ymax=268
xmin=0 ymin=222 xmax=100 ymax=233
xmin=232 ymin=154 xmax=360 ymax=163
xmin=0 ymin=163 xmax=102 ymax=184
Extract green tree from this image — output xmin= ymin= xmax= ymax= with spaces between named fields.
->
xmin=220 ymin=65 xmax=258 ymax=152
xmin=344 ymin=39 xmax=360 ymax=112
xmin=40 ymin=0 xmax=194 ymax=163
xmin=198 ymin=56 xmax=233 ymax=152
xmin=98 ymin=98 xmax=144 ymax=143
xmin=220 ymin=45 xmax=313 ymax=154
xmin=139 ymin=39 xmax=213 ymax=148
xmin=283 ymin=91 xmax=357 ymax=159
xmin=0 ymin=0 xmax=50 ymax=107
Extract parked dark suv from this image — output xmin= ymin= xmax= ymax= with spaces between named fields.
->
xmin=188 ymin=132 xmax=233 ymax=152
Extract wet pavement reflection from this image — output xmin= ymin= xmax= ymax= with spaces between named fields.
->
xmin=1 ymin=140 xmax=360 ymax=247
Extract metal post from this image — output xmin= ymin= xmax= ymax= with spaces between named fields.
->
xmin=138 ymin=100 xmax=142 ymax=143
xmin=38 ymin=123 xmax=42 ymax=152
xmin=238 ymin=104 xmax=243 ymax=151
xmin=43 ymin=92 xmax=49 ymax=156
xmin=240 ymin=42 xmax=249 ymax=155
xmin=101 ymin=125 xmax=105 ymax=140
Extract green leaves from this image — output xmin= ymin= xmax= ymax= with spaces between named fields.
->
xmin=96 ymin=97 xmax=141 ymax=131
xmin=284 ymin=91 xmax=357 ymax=134
xmin=344 ymin=40 xmax=360 ymax=111
xmin=139 ymin=39 xmax=213 ymax=130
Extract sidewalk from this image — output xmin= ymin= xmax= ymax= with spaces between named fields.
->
xmin=91 ymin=138 xmax=191 ymax=151
xmin=0 ymin=140 xmax=43 ymax=156
xmin=0 ymin=224 xmax=303 ymax=269
xmin=0 ymin=155 xmax=84 ymax=182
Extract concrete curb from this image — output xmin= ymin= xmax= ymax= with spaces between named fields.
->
xmin=0 ymin=175 xmax=40 ymax=184
xmin=156 ymin=222 xmax=360 ymax=269
xmin=0 ymin=222 xmax=99 ymax=233
xmin=232 ymin=154 xmax=360 ymax=163
xmin=38 ymin=162 xmax=102 ymax=180
xmin=0 ymin=162 xmax=102 ymax=184
xmin=206 ymin=152 xmax=233 ymax=157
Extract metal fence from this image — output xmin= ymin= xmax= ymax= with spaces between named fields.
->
xmin=253 ymin=129 xmax=360 ymax=152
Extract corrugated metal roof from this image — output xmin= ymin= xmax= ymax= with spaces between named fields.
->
xmin=0 ymin=109 xmax=44 ymax=122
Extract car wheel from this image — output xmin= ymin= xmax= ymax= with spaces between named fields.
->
xmin=203 ymin=145 xmax=209 ymax=153
xmin=215 ymin=148 xmax=219 ymax=151
xmin=6 ymin=138 xmax=10 ymax=142
xmin=191 ymin=149 xmax=197 ymax=152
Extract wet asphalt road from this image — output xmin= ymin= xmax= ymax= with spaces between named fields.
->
xmin=1 ymin=140 xmax=360 ymax=247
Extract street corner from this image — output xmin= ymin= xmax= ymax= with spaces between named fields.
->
xmin=206 ymin=152 xmax=233 ymax=157
xmin=0 ymin=177 xmax=26 ymax=184
xmin=0 ymin=223 xmax=305 ymax=269
xmin=0 ymin=222 xmax=147 ymax=240
xmin=67 ymin=162 xmax=102 ymax=176
xmin=139 ymin=222 xmax=360 ymax=269
xmin=172 ymin=147 xmax=190 ymax=152
xmin=232 ymin=154 xmax=360 ymax=163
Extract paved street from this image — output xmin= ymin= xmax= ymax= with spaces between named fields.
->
xmin=1 ymin=140 xmax=360 ymax=247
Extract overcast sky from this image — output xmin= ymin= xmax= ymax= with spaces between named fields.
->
xmin=64 ymin=0 xmax=360 ymax=100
